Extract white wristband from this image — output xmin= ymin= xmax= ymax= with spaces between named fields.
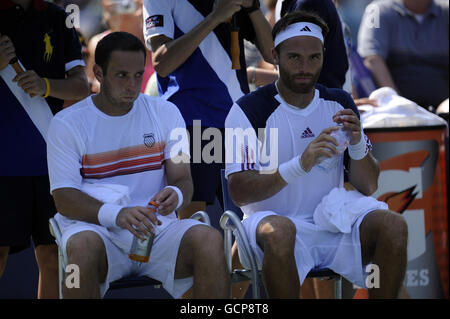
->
xmin=278 ymin=155 xmax=307 ymax=184
xmin=164 ymin=185 xmax=183 ymax=209
xmin=348 ymin=132 xmax=368 ymax=160
xmin=98 ymin=203 xmax=123 ymax=228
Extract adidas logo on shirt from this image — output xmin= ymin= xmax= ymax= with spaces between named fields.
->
xmin=300 ymin=26 xmax=312 ymax=32
xmin=301 ymin=127 xmax=315 ymax=138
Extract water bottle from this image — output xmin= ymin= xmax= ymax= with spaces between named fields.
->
xmin=128 ymin=200 xmax=159 ymax=263
xmin=316 ymin=125 xmax=351 ymax=172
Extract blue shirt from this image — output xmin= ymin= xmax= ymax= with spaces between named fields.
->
xmin=143 ymin=0 xmax=256 ymax=128
xmin=0 ymin=0 xmax=84 ymax=175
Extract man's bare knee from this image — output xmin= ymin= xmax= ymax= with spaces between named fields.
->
xmin=361 ymin=210 xmax=408 ymax=264
xmin=256 ymin=215 xmax=296 ymax=254
xmin=35 ymin=244 xmax=59 ymax=272
xmin=190 ymin=225 xmax=225 ymax=260
xmin=176 ymin=225 xmax=225 ymax=278
xmin=66 ymin=231 xmax=107 ymax=280
xmin=380 ymin=211 xmax=408 ymax=249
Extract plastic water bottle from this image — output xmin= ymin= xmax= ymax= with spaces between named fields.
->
xmin=128 ymin=200 xmax=159 ymax=263
xmin=316 ymin=125 xmax=351 ymax=172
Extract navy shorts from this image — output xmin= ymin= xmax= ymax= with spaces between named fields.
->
xmin=0 ymin=175 xmax=57 ymax=254
xmin=186 ymin=126 xmax=225 ymax=206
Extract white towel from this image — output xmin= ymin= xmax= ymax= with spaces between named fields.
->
xmin=0 ymin=62 xmax=54 ymax=142
xmin=313 ymin=187 xmax=388 ymax=233
xmin=359 ymin=87 xmax=447 ymax=129
xmin=80 ymin=182 xmax=131 ymax=207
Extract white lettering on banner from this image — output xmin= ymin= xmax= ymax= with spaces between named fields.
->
xmin=405 ymin=269 xmax=430 ymax=287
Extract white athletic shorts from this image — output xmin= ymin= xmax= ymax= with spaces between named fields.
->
xmin=235 ymin=210 xmax=373 ymax=288
xmin=55 ymin=213 xmax=203 ymax=298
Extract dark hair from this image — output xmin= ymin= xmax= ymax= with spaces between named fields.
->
xmin=272 ymin=11 xmax=329 ymax=52
xmin=95 ymin=31 xmax=147 ymax=74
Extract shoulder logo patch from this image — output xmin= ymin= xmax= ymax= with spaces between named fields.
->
xmin=146 ymin=15 xmax=164 ymax=30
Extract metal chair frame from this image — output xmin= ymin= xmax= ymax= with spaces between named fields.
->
xmin=219 ymin=170 xmax=342 ymax=299
xmin=49 ymin=210 xmax=211 ymax=299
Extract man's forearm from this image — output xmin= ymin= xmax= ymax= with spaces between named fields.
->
xmin=151 ymin=14 xmax=222 ymax=77
xmin=348 ymin=152 xmax=380 ymax=196
xmin=52 ymin=188 xmax=103 ymax=225
xmin=48 ymin=68 xmax=90 ymax=100
xmin=363 ymin=54 xmax=399 ymax=93
xmin=248 ymin=9 xmax=274 ymax=64
xmin=228 ymin=170 xmax=287 ymax=206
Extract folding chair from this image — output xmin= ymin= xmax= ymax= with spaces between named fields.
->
xmin=220 ymin=169 xmax=342 ymax=299
xmin=49 ymin=210 xmax=211 ymax=299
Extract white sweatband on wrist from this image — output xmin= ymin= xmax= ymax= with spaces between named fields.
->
xmin=98 ymin=203 xmax=123 ymax=228
xmin=164 ymin=185 xmax=183 ymax=209
xmin=348 ymin=132 xmax=368 ymax=160
xmin=278 ymin=155 xmax=307 ymax=184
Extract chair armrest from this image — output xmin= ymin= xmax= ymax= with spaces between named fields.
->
xmin=189 ymin=211 xmax=211 ymax=226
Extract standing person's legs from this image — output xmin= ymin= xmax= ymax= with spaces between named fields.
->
xmin=0 ymin=177 xmax=34 ymax=280
xmin=34 ymin=245 xmax=59 ymax=298
xmin=32 ymin=175 xmax=59 ymax=299
xmin=359 ymin=209 xmax=409 ymax=298
xmin=0 ymin=176 xmax=59 ymax=297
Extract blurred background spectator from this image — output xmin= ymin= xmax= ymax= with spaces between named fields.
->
xmin=51 ymin=0 xmax=386 ymax=96
xmin=357 ymin=0 xmax=448 ymax=111
xmin=52 ymin=0 xmax=154 ymax=94
xmin=86 ymin=0 xmax=154 ymax=94
xmin=244 ymin=0 xmax=279 ymax=90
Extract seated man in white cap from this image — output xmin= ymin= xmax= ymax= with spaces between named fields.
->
xmin=225 ymin=11 xmax=409 ymax=298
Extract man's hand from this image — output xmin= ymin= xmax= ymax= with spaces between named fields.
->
xmin=211 ymin=0 xmax=243 ymax=23
xmin=116 ymin=206 xmax=162 ymax=240
xmin=151 ymin=187 xmax=179 ymax=216
xmin=333 ymin=109 xmax=362 ymax=145
xmin=300 ymin=127 xmax=339 ymax=172
xmin=0 ymin=34 xmax=15 ymax=71
xmin=12 ymin=70 xmax=47 ymax=96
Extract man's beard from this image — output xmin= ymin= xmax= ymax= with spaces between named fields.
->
xmin=279 ymin=64 xmax=322 ymax=94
